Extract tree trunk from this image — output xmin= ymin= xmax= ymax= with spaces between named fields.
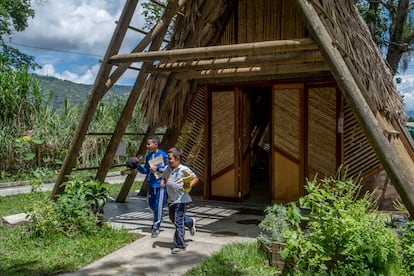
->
xmin=386 ymin=0 xmax=410 ymax=74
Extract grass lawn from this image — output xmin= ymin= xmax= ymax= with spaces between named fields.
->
xmin=0 ymin=183 xmax=142 ymax=276
xmin=0 ymin=181 xmax=278 ymax=275
xmin=186 ymin=241 xmax=277 ymax=276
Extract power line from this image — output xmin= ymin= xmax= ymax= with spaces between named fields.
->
xmin=6 ymin=41 xmax=103 ymax=58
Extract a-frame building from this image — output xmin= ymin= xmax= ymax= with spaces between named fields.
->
xmin=51 ymin=0 xmax=414 ymax=216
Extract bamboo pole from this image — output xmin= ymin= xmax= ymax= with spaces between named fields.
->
xmin=96 ymin=0 xmax=183 ymax=187
xmin=51 ymin=0 xmax=139 ymax=199
xmin=174 ymin=62 xmax=329 ymax=79
xmin=294 ymin=0 xmax=414 ymax=216
xmin=109 ymin=38 xmax=319 ymax=63
xmin=148 ymin=51 xmax=323 ymax=72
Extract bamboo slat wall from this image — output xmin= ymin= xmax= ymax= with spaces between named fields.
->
xmin=211 ymin=91 xmax=235 ymax=176
xmin=273 ymin=87 xmax=301 ymax=160
xmin=308 ymin=87 xmax=337 ymax=178
xmin=343 ymin=101 xmax=381 ymax=177
xmin=175 ymin=87 xmax=207 ymax=186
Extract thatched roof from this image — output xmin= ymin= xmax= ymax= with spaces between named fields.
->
xmin=314 ymin=0 xmax=406 ymax=121
xmin=139 ymin=0 xmax=406 ymax=128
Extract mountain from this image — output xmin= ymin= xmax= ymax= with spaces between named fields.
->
xmin=35 ymin=75 xmax=132 ymax=109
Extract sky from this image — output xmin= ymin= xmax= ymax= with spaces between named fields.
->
xmin=7 ymin=0 xmax=150 ymax=86
xmin=6 ymin=0 xmax=414 ymax=111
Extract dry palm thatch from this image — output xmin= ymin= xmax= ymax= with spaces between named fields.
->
xmin=313 ymin=0 xmax=406 ymax=121
xmin=140 ymin=0 xmax=235 ymax=127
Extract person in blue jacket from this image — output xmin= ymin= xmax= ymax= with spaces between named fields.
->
xmin=137 ymin=135 xmax=169 ymax=238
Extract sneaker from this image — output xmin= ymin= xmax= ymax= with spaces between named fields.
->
xmin=190 ymin=218 xmax=196 ymax=236
xmin=151 ymin=229 xmax=160 ymax=238
xmin=171 ymin=247 xmax=185 ymax=254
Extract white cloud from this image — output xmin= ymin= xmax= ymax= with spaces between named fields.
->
xmin=396 ymin=73 xmax=414 ymax=111
xmin=34 ymin=63 xmax=99 ymax=84
xmin=9 ymin=0 xmax=148 ymax=85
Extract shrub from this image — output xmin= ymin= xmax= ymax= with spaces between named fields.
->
xmin=25 ymin=176 xmax=109 ymax=238
xmin=401 ymin=221 xmax=414 ymax=275
xmin=276 ymin=174 xmax=403 ymax=275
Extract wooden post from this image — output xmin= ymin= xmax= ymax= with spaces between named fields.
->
xmin=110 ymin=1 xmax=185 ymax=203
xmin=294 ymin=0 xmax=414 ymax=216
xmin=50 ymin=0 xmax=139 ymax=199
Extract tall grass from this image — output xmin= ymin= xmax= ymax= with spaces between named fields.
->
xmin=0 ymin=60 xmax=145 ymax=180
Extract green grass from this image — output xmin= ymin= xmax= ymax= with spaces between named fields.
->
xmin=185 ymin=241 xmax=277 ymax=276
xmin=0 ymin=183 xmax=142 ymax=276
xmin=0 ymin=225 xmax=138 ymax=276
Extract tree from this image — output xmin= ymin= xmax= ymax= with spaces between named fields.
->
xmin=0 ymin=0 xmax=38 ymax=69
xmin=354 ymin=0 xmax=414 ymax=75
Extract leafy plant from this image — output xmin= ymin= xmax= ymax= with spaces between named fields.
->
xmin=277 ymin=174 xmax=403 ymax=275
xmin=258 ymin=204 xmax=290 ymax=244
xmin=401 ymin=220 xmax=414 ymax=275
xmin=84 ymin=178 xmax=110 ymax=212
xmin=25 ymin=176 xmax=110 ymax=238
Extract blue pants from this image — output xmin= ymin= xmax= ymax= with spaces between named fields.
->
xmin=147 ymin=186 xmax=167 ymax=230
xmin=168 ymin=202 xmax=194 ymax=249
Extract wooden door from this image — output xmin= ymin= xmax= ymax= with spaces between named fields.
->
xmin=272 ymin=84 xmax=305 ymax=202
xmin=210 ymin=90 xmax=237 ymax=198
xmin=209 ymin=88 xmax=251 ymax=200
xmin=238 ymin=88 xmax=251 ymax=199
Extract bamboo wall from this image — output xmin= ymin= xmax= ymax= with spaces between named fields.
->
xmin=343 ymin=101 xmax=381 ymax=177
xmin=307 ymin=86 xmax=338 ymax=179
xmin=221 ymin=0 xmax=307 ymax=45
xmin=175 ymin=87 xmax=207 ymax=195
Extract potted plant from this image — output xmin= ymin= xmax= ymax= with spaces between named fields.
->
xmin=258 ymin=204 xmax=290 ymax=271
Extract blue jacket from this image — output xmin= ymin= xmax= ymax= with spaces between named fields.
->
xmin=138 ymin=149 xmax=168 ymax=188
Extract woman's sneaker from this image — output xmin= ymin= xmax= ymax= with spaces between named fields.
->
xmin=190 ymin=218 xmax=196 ymax=236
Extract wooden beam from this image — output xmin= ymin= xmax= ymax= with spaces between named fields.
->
xmin=295 ymin=0 xmax=414 ymax=216
xmin=51 ymin=0 xmax=139 ymax=199
xmin=174 ymin=62 xmax=329 ymax=79
xmin=147 ymin=51 xmax=323 ymax=72
xmin=109 ymin=38 xmax=319 ymax=63
xmin=96 ymin=0 xmax=182 ymax=186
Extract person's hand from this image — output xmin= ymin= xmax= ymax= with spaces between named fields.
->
xmin=150 ymin=166 xmax=157 ymax=173
xmin=160 ymin=179 xmax=166 ymax=188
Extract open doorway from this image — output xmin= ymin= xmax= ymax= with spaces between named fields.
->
xmin=243 ymin=86 xmax=271 ymax=205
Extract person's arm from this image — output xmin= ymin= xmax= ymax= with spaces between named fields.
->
xmin=137 ymin=156 xmax=150 ymax=174
xmin=160 ymin=178 xmax=166 ymax=188
xmin=188 ymin=176 xmax=199 ymax=190
xmin=156 ymin=151 xmax=169 ymax=173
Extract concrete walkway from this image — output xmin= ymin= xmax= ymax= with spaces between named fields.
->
xmin=0 ymin=174 xmax=265 ymax=276
xmin=59 ymin=195 xmax=264 ymax=275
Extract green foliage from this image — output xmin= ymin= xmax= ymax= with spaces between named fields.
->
xmin=401 ymin=221 xmax=414 ymax=275
xmin=26 ymin=176 xmax=110 ymax=238
xmin=0 ymin=0 xmax=37 ymax=69
xmin=259 ymin=204 xmax=292 ymax=243
xmin=141 ymin=0 xmax=175 ymax=40
xmin=0 ymin=70 xmax=144 ymax=176
xmin=266 ymin=175 xmax=405 ymax=275
xmin=0 ymin=222 xmax=138 ymax=276
xmin=186 ymin=241 xmax=276 ymax=276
